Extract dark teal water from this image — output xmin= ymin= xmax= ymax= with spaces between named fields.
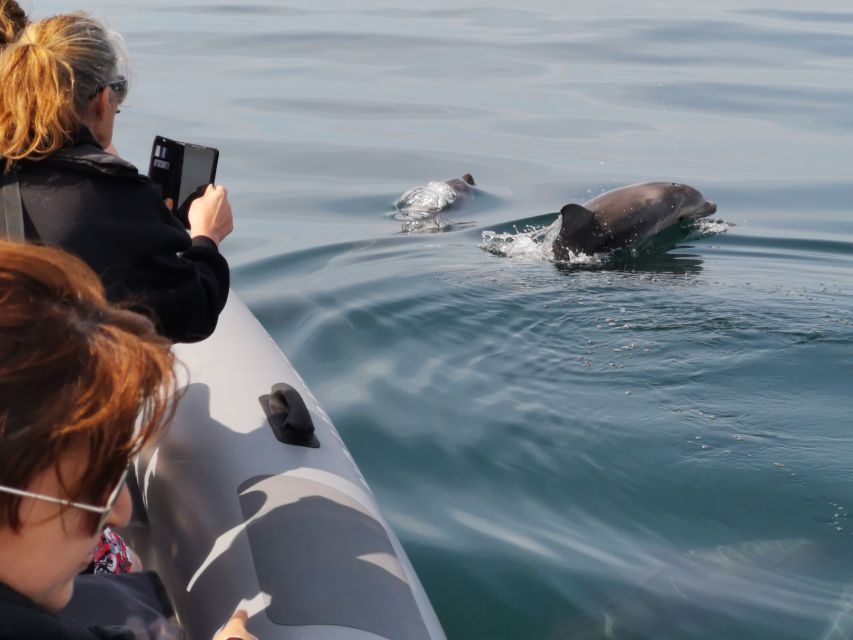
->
xmin=41 ymin=1 xmax=853 ymax=637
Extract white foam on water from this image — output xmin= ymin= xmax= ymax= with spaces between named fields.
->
xmin=395 ymin=181 xmax=457 ymax=220
xmin=481 ymin=216 xmax=735 ymax=262
xmin=480 ymin=216 xmax=601 ymax=264
xmin=689 ymin=218 xmax=735 ymax=238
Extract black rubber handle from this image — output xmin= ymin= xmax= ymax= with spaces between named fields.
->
xmin=259 ymin=383 xmax=320 ymax=448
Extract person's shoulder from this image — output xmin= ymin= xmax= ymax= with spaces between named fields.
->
xmin=42 ymin=146 xmax=143 ymax=183
xmin=23 ymin=128 xmax=144 ymax=184
xmin=0 ymin=611 xmax=131 ymax=640
xmin=0 ymin=584 xmax=105 ymax=640
xmin=0 ymin=623 xmax=131 ymax=640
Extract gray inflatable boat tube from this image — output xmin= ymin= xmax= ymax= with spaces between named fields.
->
xmin=131 ymin=294 xmax=446 ymax=640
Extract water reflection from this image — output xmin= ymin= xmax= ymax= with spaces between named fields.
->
xmin=564 ymin=537 xmax=847 ymax=640
xmin=554 ymin=249 xmax=705 ymax=276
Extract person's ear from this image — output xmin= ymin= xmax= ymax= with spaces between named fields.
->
xmin=95 ymin=88 xmax=112 ymax=118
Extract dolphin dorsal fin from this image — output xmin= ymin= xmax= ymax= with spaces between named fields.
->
xmin=558 ymin=204 xmax=597 ymax=239
xmin=560 ymin=203 xmax=594 ymax=219
xmin=555 ymin=203 xmax=601 ymax=256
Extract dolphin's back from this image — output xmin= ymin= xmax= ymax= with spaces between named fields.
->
xmin=591 ymin=183 xmax=695 ymax=246
xmin=554 ymin=181 xmax=713 ymax=257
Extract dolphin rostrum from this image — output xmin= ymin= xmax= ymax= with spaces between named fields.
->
xmin=553 ymin=181 xmax=717 ymax=259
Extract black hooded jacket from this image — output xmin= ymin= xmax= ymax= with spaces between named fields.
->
xmin=1 ymin=129 xmax=229 ymax=343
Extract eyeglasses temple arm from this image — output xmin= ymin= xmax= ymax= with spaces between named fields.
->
xmin=0 ymin=484 xmax=107 ymax=515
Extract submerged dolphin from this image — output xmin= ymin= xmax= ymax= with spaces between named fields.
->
xmin=553 ymin=182 xmax=717 ymax=259
xmin=396 ymin=173 xmax=476 ymax=216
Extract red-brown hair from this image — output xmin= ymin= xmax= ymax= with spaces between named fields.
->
xmin=0 ymin=242 xmax=178 ymax=530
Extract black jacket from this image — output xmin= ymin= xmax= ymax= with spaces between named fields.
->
xmin=0 ymin=582 xmax=132 ymax=640
xmin=2 ymin=129 xmax=229 ymax=343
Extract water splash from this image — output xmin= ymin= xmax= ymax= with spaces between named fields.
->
xmin=395 ymin=181 xmax=458 ymax=219
xmin=480 ymin=217 xmax=600 ymax=264
xmin=690 ymin=218 xmax=736 ymax=238
xmin=481 ymin=216 xmax=733 ymax=263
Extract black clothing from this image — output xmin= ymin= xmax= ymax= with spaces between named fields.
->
xmin=1 ymin=129 xmax=229 ymax=343
xmin=0 ymin=581 xmax=133 ymax=640
xmin=61 ymin=572 xmax=183 ymax=640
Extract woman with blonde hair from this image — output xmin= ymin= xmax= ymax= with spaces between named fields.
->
xmin=0 ymin=241 xmax=255 ymax=639
xmin=0 ymin=11 xmax=234 ymax=343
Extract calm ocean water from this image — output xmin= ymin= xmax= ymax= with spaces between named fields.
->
xmin=37 ymin=0 xmax=853 ymax=637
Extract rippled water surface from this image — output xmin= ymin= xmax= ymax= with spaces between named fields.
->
xmin=40 ymin=0 xmax=853 ymax=637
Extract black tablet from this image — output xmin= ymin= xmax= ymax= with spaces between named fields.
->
xmin=148 ymin=135 xmax=219 ymax=227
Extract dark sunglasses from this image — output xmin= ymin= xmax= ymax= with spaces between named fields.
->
xmin=88 ymin=75 xmax=128 ymax=107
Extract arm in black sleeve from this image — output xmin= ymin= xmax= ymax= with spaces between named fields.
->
xmin=90 ymin=185 xmax=231 ymax=343
xmin=18 ymin=151 xmax=231 ymax=343
xmin=130 ymin=233 xmax=230 ymax=343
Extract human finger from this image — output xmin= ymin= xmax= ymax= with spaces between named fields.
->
xmin=212 ymin=609 xmax=257 ymax=640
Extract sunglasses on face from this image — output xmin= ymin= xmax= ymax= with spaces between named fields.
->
xmin=0 ymin=467 xmax=129 ymax=535
xmin=106 ymin=76 xmax=129 ymax=105
xmin=88 ymin=75 xmax=129 ymax=107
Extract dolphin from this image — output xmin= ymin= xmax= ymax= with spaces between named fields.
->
xmin=553 ymin=182 xmax=717 ymax=259
xmin=443 ymin=173 xmax=476 ymax=196
xmin=395 ymin=173 xmax=476 ymax=216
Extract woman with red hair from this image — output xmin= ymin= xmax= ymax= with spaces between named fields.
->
xmin=0 ymin=241 xmax=254 ymax=639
